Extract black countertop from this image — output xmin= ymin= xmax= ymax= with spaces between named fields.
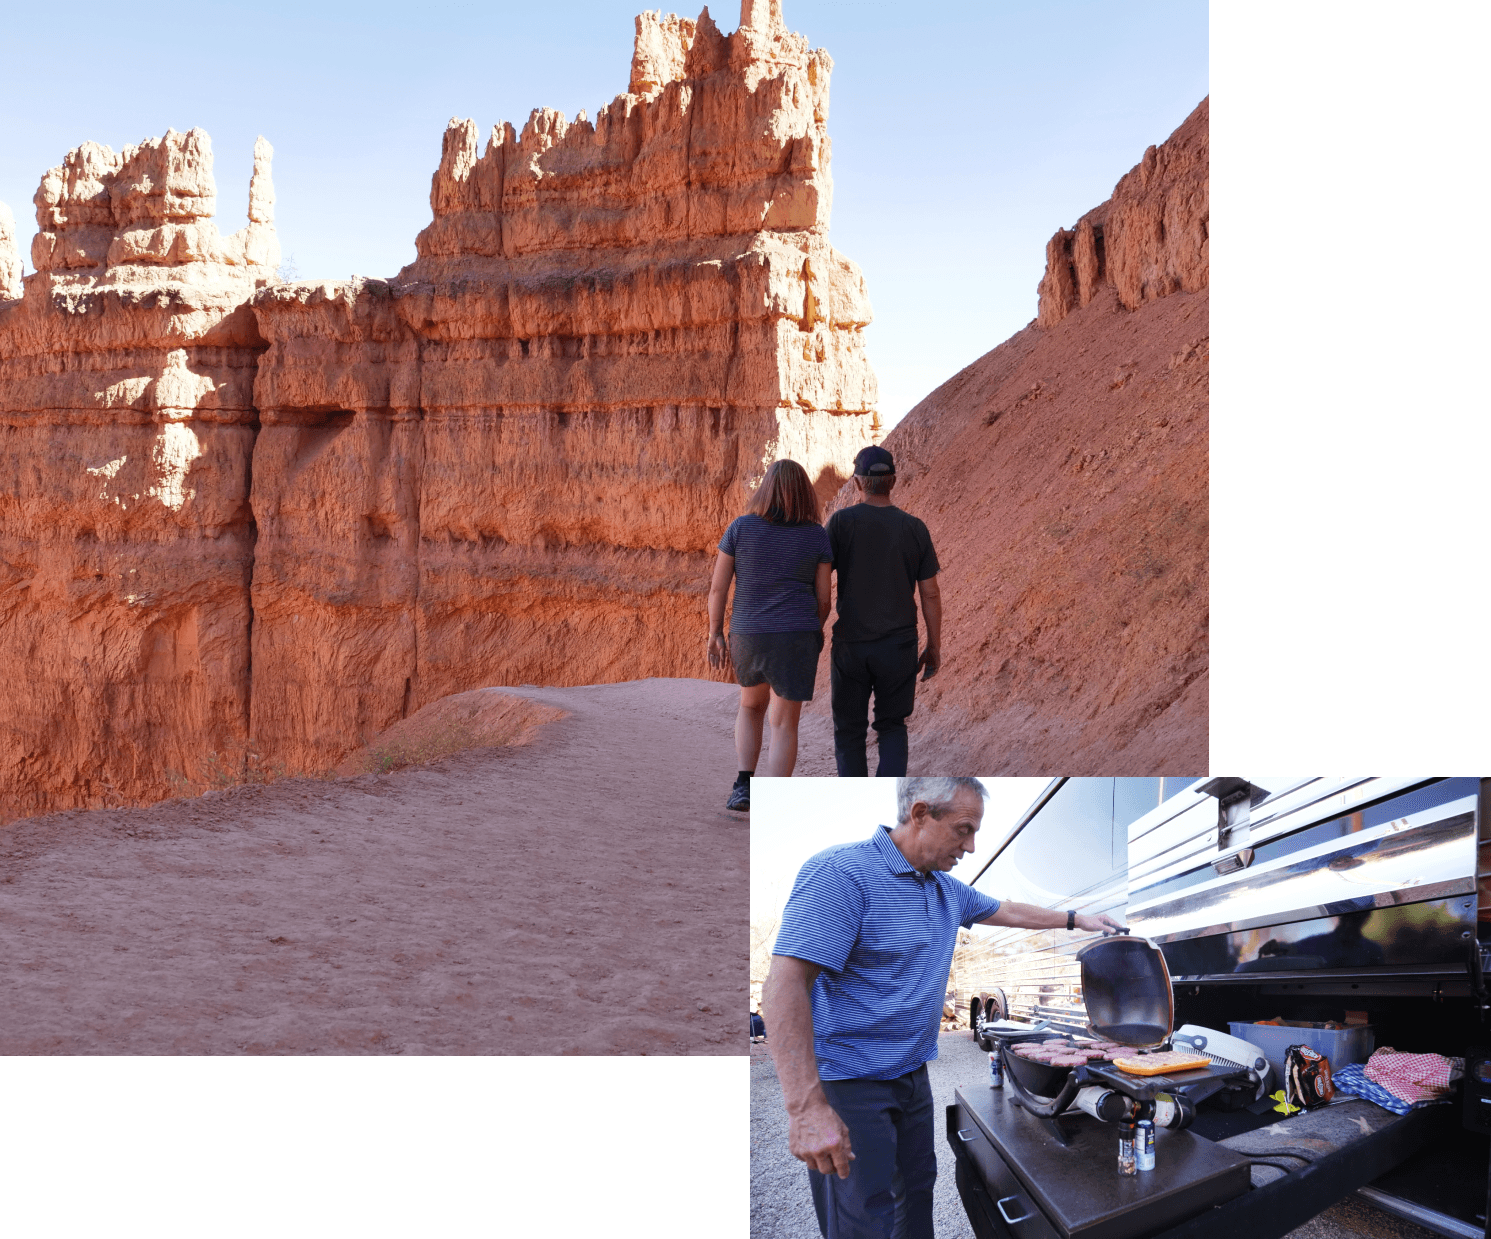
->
xmin=954 ymin=1085 xmax=1252 ymax=1239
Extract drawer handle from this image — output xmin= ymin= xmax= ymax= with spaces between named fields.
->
xmin=997 ymin=1196 xmax=1034 ymax=1226
xmin=957 ymin=1127 xmax=980 ymax=1143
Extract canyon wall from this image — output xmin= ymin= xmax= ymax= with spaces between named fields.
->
xmin=248 ymin=2 xmax=875 ymax=772
xmin=1036 ymin=101 xmax=1209 ymax=329
xmin=811 ymin=99 xmax=1209 ymax=774
xmin=0 ymin=132 xmax=279 ymax=814
xmin=0 ymin=1 xmax=877 ymax=816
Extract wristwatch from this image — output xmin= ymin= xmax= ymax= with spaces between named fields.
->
xmin=1066 ymin=910 xmax=1076 ymax=931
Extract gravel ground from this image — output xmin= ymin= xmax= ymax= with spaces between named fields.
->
xmin=750 ymin=1030 xmax=1439 ymax=1239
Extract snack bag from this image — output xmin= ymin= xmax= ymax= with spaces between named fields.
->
xmin=1284 ymin=1043 xmax=1335 ymax=1109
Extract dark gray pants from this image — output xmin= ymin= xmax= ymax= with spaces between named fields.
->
xmin=830 ymin=634 xmax=919 ymax=777
xmin=809 ymin=1065 xmax=936 ymax=1239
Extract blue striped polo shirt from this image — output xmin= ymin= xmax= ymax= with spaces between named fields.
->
xmin=718 ymin=514 xmax=831 ymax=633
xmin=774 ymin=826 xmax=1001 ymax=1081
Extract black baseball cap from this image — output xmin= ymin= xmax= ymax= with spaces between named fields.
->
xmin=853 ymin=445 xmax=895 ymax=476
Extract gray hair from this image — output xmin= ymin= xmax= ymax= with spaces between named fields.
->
xmin=896 ymin=777 xmax=987 ymax=823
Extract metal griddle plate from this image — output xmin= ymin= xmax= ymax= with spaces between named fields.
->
xmin=954 ymin=1085 xmax=1251 ymax=1239
xmin=1083 ymin=1054 xmax=1252 ymax=1102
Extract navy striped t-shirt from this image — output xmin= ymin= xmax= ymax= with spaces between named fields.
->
xmin=719 ymin=514 xmax=831 ymax=634
xmin=774 ymin=826 xmax=1001 ymax=1081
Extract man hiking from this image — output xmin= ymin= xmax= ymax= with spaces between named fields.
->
xmin=825 ymin=445 xmax=941 ymax=777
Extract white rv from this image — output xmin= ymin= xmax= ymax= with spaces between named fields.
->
xmin=952 ymin=777 xmax=1488 ymax=1239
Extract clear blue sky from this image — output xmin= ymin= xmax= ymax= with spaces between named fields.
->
xmin=0 ymin=0 xmax=1206 ymax=429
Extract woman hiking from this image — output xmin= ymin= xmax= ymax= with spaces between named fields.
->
xmin=707 ymin=459 xmax=831 ymax=810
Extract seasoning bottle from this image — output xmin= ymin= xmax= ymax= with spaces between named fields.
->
xmin=1117 ymin=1122 xmax=1137 ymax=1176
xmin=1136 ymin=1118 xmax=1156 ymax=1171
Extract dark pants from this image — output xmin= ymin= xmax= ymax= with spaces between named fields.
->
xmin=810 ymin=1066 xmax=936 ymax=1239
xmin=830 ymin=635 xmax=918 ymax=777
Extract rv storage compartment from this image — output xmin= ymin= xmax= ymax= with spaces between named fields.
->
xmin=1228 ymin=1021 xmax=1374 ymax=1087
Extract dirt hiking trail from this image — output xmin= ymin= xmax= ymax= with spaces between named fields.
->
xmin=0 ymin=679 xmax=747 ymax=1055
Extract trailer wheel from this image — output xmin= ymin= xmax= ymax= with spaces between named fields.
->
xmin=974 ymin=991 xmax=1005 ymax=1051
xmin=971 ymin=999 xmax=994 ymax=1050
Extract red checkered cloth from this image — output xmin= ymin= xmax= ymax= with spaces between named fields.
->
xmin=1363 ymin=1047 xmax=1464 ymax=1104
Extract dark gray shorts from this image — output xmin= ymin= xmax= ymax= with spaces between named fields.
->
xmin=730 ymin=630 xmax=824 ymax=702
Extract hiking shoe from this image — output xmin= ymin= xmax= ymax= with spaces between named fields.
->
xmin=725 ymin=783 xmax=750 ymax=812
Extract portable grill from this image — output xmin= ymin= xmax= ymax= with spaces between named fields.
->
xmin=950 ymin=935 xmax=1269 ymax=1239
xmin=997 ymin=935 xmax=1269 ymax=1145
xmin=1082 ymin=1028 xmax=1271 ymax=1104
xmin=999 ymin=1033 xmax=1259 ymax=1145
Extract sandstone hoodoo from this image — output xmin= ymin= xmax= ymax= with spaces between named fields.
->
xmin=0 ymin=2 xmax=877 ymax=816
xmin=0 ymin=130 xmax=280 ymax=818
xmin=810 ymin=99 xmax=1209 ymax=774
xmin=248 ymin=1 xmax=876 ymax=776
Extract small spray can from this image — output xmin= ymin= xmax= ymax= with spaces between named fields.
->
xmin=1117 ymin=1122 xmax=1137 ymax=1176
xmin=989 ymin=1050 xmax=1004 ymax=1089
xmin=1135 ymin=1119 xmax=1156 ymax=1171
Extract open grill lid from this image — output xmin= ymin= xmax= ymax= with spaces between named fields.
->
xmin=1076 ymin=935 xmax=1174 ymax=1050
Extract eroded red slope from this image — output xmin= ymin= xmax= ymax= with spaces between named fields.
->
xmin=805 ymin=100 xmax=1208 ymax=774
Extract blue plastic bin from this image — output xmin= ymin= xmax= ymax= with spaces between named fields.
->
xmin=1228 ymin=1021 xmax=1375 ymax=1088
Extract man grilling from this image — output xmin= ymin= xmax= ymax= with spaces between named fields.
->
xmin=763 ymin=777 xmax=1122 ymax=1239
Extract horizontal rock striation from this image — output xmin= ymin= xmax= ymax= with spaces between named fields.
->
xmin=812 ymin=98 xmax=1209 ymax=773
xmin=0 ymin=2 xmax=876 ymax=815
xmin=247 ymin=1 xmax=875 ymax=774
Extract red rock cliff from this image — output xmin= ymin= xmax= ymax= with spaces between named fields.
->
xmin=812 ymin=99 xmax=1208 ymax=774
xmin=0 ymin=131 xmax=278 ymax=815
xmin=0 ymin=2 xmax=877 ymax=815
xmin=1037 ymin=101 xmax=1208 ymax=329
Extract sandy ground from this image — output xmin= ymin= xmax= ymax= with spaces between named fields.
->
xmin=0 ymin=678 xmax=749 ymax=1055
xmin=751 ymin=1031 xmax=1438 ymax=1239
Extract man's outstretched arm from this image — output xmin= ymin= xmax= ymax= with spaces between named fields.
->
xmin=978 ymin=901 xmax=1124 ymax=934
xmin=762 ymin=954 xmax=855 ymax=1179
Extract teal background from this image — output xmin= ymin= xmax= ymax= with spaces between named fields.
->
xmin=0 ymin=1055 xmax=745 ymax=1239
xmin=1210 ymin=2 xmax=1491 ymax=775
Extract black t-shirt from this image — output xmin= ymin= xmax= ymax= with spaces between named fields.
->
xmin=826 ymin=503 xmax=940 ymax=642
